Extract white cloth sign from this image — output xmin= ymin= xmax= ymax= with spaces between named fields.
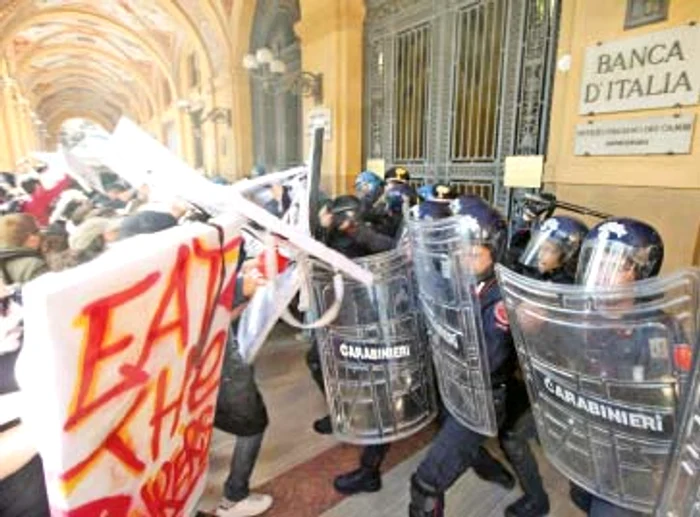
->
xmin=19 ymin=214 xmax=245 ymax=516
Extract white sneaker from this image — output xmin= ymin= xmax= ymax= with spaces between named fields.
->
xmin=216 ymin=494 xmax=273 ymax=517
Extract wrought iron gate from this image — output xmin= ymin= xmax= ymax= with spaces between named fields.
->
xmin=364 ymin=0 xmax=560 ymax=210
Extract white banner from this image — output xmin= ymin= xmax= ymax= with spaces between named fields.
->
xmin=104 ymin=118 xmax=233 ymax=215
xmin=19 ymin=214 xmax=246 ymax=516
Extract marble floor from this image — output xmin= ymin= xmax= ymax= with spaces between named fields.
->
xmin=197 ymin=325 xmax=584 ymax=517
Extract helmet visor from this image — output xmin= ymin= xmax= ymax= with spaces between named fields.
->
xmin=576 ymin=240 xmax=637 ymax=287
xmin=519 ymin=230 xmax=564 ymax=274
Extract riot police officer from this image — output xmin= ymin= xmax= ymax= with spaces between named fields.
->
xmin=409 ymin=203 xmax=520 ymax=517
xmin=412 ymin=183 xmax=455 ymax=221
xmin=385 ymin=166 xmax=411 ymax=185
xmin=518 ymin=215 xmax=589 ymax=283
xmin=574 ymin=218 xmax=671 ymax=517
xmin=498 ymin=215 xmax=588 ymax=517
xmin=354 ymin=170 xmax=385 ymax=219
xmin=314 ymin=194 xmax=400 ymax=495
xmin=377 ymin=181 xmax=417 ymax=239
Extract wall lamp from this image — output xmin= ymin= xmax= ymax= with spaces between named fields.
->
xmin=242 ymin=46 xmax=323 ymax=105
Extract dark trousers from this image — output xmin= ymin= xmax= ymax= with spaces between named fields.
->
xmin=415 ymin=385 xmax=507 ymax=492
xmin=361 ymin=443 xmax=390 ymax=470
xmin=0 ymin=455 xmax=50 ymax=517
xmin=224 ymin=433 xmax=265 ymax=502
xmin=216 ymin=334 xmax=269 ymax=503
xmin=306 ymin=338 xmax=325 ymax=395
xmin=499 ymin=380 xmax=547 ymax=500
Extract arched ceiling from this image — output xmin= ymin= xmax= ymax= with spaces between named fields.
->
xmin=0 ymin=0 xmax=233 ymax=132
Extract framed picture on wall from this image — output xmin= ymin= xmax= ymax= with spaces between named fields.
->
xmin=625 ymin=0 xmax=669 ymax=29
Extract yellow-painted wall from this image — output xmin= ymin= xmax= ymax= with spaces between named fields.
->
xmin=546 ymin=0 xmax=700 ymax=271
xmin=297 ymin=0 xmax=365 ymax=196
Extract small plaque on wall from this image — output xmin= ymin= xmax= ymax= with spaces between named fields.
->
xmin=574 ymin=114 xmax=695 ymax=156
xmin=306 ymin=107 xmax=332 ymax=141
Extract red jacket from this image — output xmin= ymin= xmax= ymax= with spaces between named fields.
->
xmin=22 ymin=176 xmax=71 ymax=226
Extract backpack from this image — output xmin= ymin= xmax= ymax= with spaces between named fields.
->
xmin=0 ymin=249 xmax=41 ymax=285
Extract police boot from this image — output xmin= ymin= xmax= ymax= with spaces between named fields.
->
xmin=504 ymin=493 xmax=550 ymax=517
xmin=473 ymin=448 xmax=516 ymax=490
xmin=313 ymin=415 xmax=332 ymax=435
xmin=568 ymin=482 xmax=592 ymax=513
xmin=409 ymin=474 xmax=444 ymax=517
xmin=333 ymin=467 xmax=381 ymax=495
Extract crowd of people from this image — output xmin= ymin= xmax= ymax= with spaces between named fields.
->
xmin=0 ymin=159 xmax=682 ymax=517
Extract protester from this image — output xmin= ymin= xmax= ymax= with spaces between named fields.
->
xmin=215 ymin=258 xmax=272 ymax=517
xmin=20 ymin=174 xmax=72 ymax=227
xmin=118 ymin=210 xmax=178 ymax=240
xmin=0 ymin=215 xmax=51 ymax=515
xmin=68 ymin=217 xmax=110 ymax=265
xmin=41 ymin=222 xmax=75 ymax=272
xmin=0 ymin=214 xmax=49 ymax=284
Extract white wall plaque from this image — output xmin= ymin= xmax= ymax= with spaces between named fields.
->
xmin=579 ymin=25 xmax=700 ymax=114
xmin=574 ymin=114 xmax=695 ymax=156
xmin=504 ymin=155 xmax=543 ymax=188
xmin=306 ymin=107 xmax=332 ymax=141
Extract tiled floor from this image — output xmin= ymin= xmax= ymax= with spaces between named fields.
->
xmin=198 ymin=325 xmax=585 ymax=517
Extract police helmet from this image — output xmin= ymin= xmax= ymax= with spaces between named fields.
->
xmin=433 ymin=183 xmax=454 ymax=201
xmin=576 ymin=217 xmax=664 ymax=287
xmin=453 ymin=202 xmax=508 ymax=264
xmin=354 ymin=171 xmax=384 ymax=205
xmin=450 ymin=194 xmax=491 ymax=216
xmin=519 ymin=216 xmax=589 ymax=275
xmin=414 ymin=199 xmax=453 ymax=221
xmin=417 ymin=184 xmax=436 ymax=201
xmin=385 ymin=166 xmax=411 ymax=184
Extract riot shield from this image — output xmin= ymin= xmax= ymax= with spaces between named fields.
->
xmin=312 ymin=245 xmax=438 ymax=444
xmin=654 ymin=271 xmax=700 ymax=517
xmin=408 ymin=216 xmax=498 ymax=436
xmin=495 ymin=265 xmax=700 ymax=514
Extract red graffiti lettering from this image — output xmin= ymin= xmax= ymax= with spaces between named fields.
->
xmin=142 ymin=245 xmax=191 ymax=361
xmin=61 ymin=388 xmax=149 ymax=490
xmin=149 ymin=352 xmax=195 ymax=461
xmin=60 ymin=235 xmax=239 ymax=512
xmin=60 ymin=495 xmax=133 ymax=517
xmin=65 ymin=273 xmax=159 ymax=431
xmin=141 ymin=408 xmax=214 ymax=516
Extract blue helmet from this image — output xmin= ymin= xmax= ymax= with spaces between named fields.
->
xmin=576 ymin=217 xmax=664 ymax=287
xmin=454 ymin=203 xmax=508 ymax=264
xmin=450 ymin=194 xmax=491 ymax=216
xmin=414 ymin=199 xmax=453 ymax=220
xmin=354 ymin=171 xmax=384 ymax=205
xmin=251 ymin=164 xmax=266 ymax=178
xmin=384 ymin=183 xmax=417 ymax=214
xmin=417 ymin=184 xmax=436 ymax=201
xmin=519 ymin=216 xmax=589 ymax=274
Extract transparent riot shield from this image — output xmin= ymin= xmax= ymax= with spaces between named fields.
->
xmin=495 ymin=265 xmax=700 ymax=514
xmin=654 ymin=271 xmax=700 ymax=517
xmin=408 ymin=216 xmax=498 ymax=436
xmin=312 ymin=245 xmax=438 ymax=444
